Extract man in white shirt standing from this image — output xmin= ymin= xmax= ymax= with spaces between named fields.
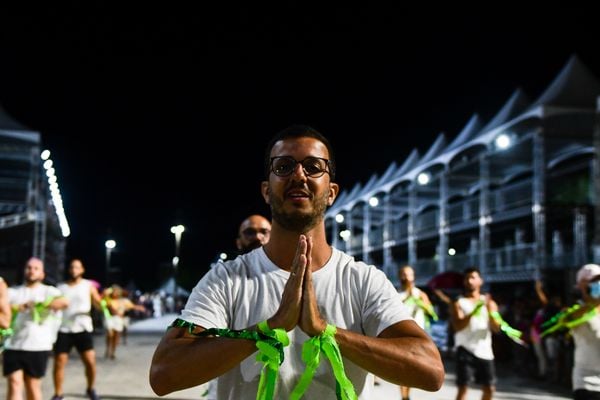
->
xmin=4 ymin=257 xmax=68 ymax=400
xmin=451 ymin=267 xmax=501 ymax=400
xmin=51 ymin=258 xmax=103 ymax=400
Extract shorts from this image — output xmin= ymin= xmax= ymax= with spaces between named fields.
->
xmin=54 ymin=331 xmax=94 ymax=354
xmin=3 ymin=350 xmax=50 ymax=378
xmin=455 ymin=346 xmax=496 ymax=386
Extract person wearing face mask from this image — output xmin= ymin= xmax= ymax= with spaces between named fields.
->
xmin=567 ymin=264 xmax=600 ymax=400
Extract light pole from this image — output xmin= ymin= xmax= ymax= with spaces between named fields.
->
xmin=105 ymin=239 xmax=116 ymax=284
xmin=170 ymin=225 xmax=185 ymax=303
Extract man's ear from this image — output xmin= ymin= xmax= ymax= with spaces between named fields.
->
xmin=327 ymin=182 xmax=339 ymax=206
xmin=261 ymin=181 xmax=271 ymax=204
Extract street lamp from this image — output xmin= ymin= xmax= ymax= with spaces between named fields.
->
xmin=170 ymin=225 xmax=185 ymax=303
xmin=105 ymin=239 xmax=116 ymax=284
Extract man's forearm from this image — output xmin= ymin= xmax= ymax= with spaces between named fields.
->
xmin=150 ymin=327 xmax=258 ymax=395
xmin=334 ymin=322 xmax=444 ymax=391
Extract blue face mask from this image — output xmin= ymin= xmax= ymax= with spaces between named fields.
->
xmin=590 ymin=281 xmax=600 ymax=299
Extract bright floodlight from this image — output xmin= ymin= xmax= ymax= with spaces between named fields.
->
xmin=105 ymin=239 xmax=116 ymax=249
xmin=369 ymin=196 xmax=379 ymax=207
xmin=170 ymin=225 xmax=185 ymax=234
xmin=339 ymin=229 xmax=351 ymax=241
xmin=448 ymin=248 xmax=456 ymax=256
xmin=219 ymin=253 xmax=228 ymax=260
xmin=43 ymin=159 xmax=53 ymax=170
xmin=41 ymin=149 xmax=51 ymax=160
xmin=335 ymin=213 xmax=345 ymax=223
xmin=417 ymin=172 xmax=430 ymax=185
xmin=495 ymin=133 xmax=511 ymax=150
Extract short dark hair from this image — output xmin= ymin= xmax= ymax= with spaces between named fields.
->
xmin=264 ymin=124 xmax=336 ymax=180
xmin=463 ymin=267 xmax=481 ymax=276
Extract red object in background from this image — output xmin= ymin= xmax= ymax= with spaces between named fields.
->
xmin=426 ymin=271 xmax=464 ymax=290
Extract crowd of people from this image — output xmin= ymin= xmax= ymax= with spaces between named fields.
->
xmin=1 ymin=125 xmax=598 ymax=400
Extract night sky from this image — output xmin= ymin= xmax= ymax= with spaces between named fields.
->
xmin=1 ymin=5 xmax=599 ymax=290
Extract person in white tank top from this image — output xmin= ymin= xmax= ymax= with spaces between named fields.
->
xmin=451 ymin=267 xmax=500 ymax=400
xmin=397 ymin=265 xmax=437 ymax=400
xmin=51 ymin=258 xmax=103 ymax=400
xmin=568 ymin=264 xmax=600 ymax=400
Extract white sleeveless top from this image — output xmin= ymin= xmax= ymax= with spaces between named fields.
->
xmin=57 ymin=279 xmax=94 ymax=333
xmin=398 ymin=287 xmax=426 ymax=329
xmin=454 ymin=294 xmax=494 ymax=360
xmin=571 ymin=305 xmax=600 ymax=391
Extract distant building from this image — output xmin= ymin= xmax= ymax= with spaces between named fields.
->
xmin=0 ymin=105 xmax=67 ymax=285
xmin=326 ymin=55 xmax=600 ymax=300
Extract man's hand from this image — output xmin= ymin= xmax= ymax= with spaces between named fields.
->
xmin=268 ymin=235 xmax=309 ymax=332
xmin=299 ymin=236 xmax=327 ymax=336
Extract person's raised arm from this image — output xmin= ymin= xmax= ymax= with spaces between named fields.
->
xmin=535 ymin=279 xmax=548 ymax=306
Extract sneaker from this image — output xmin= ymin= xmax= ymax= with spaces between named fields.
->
xmin=50 ymin=396 xmax=64 ymax=400
xmin=86 ymin=388 xmax=100 ymax=400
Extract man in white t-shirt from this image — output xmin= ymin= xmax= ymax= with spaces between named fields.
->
xmin=51 ymin=258 xmax=103 ymax=400
xmin=4 ymin=257 xmax=69 ymax=400
xmin=150 ymin=125 xmax=444 ymax=399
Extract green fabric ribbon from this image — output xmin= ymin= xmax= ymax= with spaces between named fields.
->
xmin=564 ymin=307 xmax=598 ymax=329
xmin=255 ymin=321 xmax=290 ymax=400
xmin=32 ymin=296 xmax=62 ymax=324
xmin=169 ymin=319 xmax=290 ymax=400
xmin=405 ymin=296 xmax=439 ymax=331
xmin=100 ymin=299 xmax=112 ymax=320
xmin=489 ymin=311 xmax=525 ymax=346
xmin=541 ymin=304 xmax=598 ymax=336
xmin=471 ymin=301 xmax=485 ymax=317
xmin=290 ymin=324 xmax=357 ymax=400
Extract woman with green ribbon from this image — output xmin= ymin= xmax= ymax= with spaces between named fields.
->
xmin=150 ymin=125 xmax=444 ymax=399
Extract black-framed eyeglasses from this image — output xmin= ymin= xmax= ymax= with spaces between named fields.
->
xmin=270 ymin=156 xmax=331 ymax=178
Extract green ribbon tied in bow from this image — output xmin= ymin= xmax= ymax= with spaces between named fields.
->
xmin=290 ymin=324 xmax=357 ymax=400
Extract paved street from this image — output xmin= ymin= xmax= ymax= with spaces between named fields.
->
xmin=0 ymin=314 xmax=572 ymax=399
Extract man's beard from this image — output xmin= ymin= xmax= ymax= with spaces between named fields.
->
xmin=270 ymin=190 xmax=329 ymax=233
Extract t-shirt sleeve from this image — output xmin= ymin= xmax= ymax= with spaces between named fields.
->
xmin=47 ymin=285 xmax=63 ymax=299
xmin=179 ymin=262 xmax=231 ymax=329
xmin=361 ymin=265 xmax=411 ymax=337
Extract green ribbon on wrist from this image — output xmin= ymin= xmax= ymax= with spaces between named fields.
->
xmin=290 ymin=324 xmax=357 ymax=400
xmin=255 ymin=321 xmax=290 ymax=400
xmin=170 ymin=319 xmax=357 ymax=399
xmin=489 ymin=311 xmax=525 ymax=346
xmin=170 ymin=319 xmax=290 ymax=400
